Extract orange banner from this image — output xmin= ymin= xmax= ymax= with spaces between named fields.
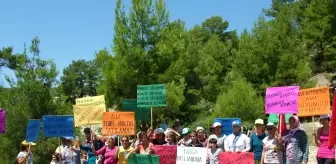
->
xmin=298 ymin=87 xmax=330 ymax=116
xmin=102 ymin=112 xmax=135 ymax=136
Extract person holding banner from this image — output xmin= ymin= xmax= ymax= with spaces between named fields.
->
xmin=250 ymin=119 xmax=267 ymax=164
xmin=196 ymin=126 xmax=208 ymax=147
xmin=207 ymin=135 xmax=223 ymax=164
xmin=261 ymin=122 xmax=283 ymax=164
xmin=224 ymin=120 xmax=250 ymax=152
xmin=17 ymin=140 xmax=35 ymax=164
xmin=165 ymin=131 xmax=178 ymax=145
xmin=150 ymin=128 xmax=167 ymax=145
xmin=177 ymin=128 xmax=191 ymax=146
xmin=78 ymin=128 xmax=105 ymax=164
xmin=282 ymin=115 xmax=308 ymax=164
xmin=118 ymin=136 xmax=133 ymax=164
xmin=92 ymin=135 xmax=119 ymax=164
xmin=61 ymin=137 xmax=80 ymax=164
xmin=313 ymin=115 xmax=335 ymax=164
xmin=209 ymin=122 xmax=227 ymax=150
xmin=187 ymin=131 xmax=203 ymax=147
xmin=126 ymin=132 xmax=154 ymax=157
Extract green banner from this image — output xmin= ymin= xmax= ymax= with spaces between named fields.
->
xmin=122 ymin=99 xmax=150 ymax=121
xmin=128 ymin=154 xmax=159 ymax=164
xmin=137 ymin=84 xmax=166 ymax=107
xmin=268 ymin=114 xmax=292 ymax=124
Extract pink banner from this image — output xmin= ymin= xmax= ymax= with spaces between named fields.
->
xmin=219 ymin=152 xmax=254 ymax=164
xmin=265 ymin=86 xmax=299 ymax=114
xmin=0 ymin=109 xmax=5 ymax=134
xmin=154 ymin=145 xmax=177 ymax=164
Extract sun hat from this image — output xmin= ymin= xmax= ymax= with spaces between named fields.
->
xmin=320 ymin=115 xmax=330 ymax=120
xmin=254 ymin=119 xmax=264 ymax=125
xmin=181 ymin=128 xmax=191 ymax=135
xmin=208 ymin=134 xmax=218 ymax=141
xmin=22 ymin=140 xmax=36 ymax=146
xmin=196 ymin=126 xmax=205 ymax=132
xmin=212 ymin=122 xmax=222 ymax=128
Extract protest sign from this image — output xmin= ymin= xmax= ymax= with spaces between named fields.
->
xmin=26 ymin=119 xmax=41 ymax=142
xmin=75 ymin=95 xmax=105 ymax=105
xmin=0 ymin=109 xmax=5 ymax=134
xmin=122 ymin=99 xmax=150 ymax=121
xmin=42 ymin=116 xmax=74 ymax=137
xmin=73 ymin=103 xmax=105 ymax=127
xmin=154 ymin=145 xmax=177 ymax=164
xmin=265 ymin=86 xmax=299 ymax=114
xmin=102 ymin=112 xmax=135 ymax=136
xmin=298 ymin=87 xmax=330 ymax=116
xmin=268 ymin=114 xmax=292 ymax=124
xmin=219 ymin=152 xmax=254 ymax=164
xmin=176 ymin=146 xmax=207 ymax=164
xmin=128 ymin=154 xmax=159 ymax=164
xmin=137 ymin=84 xmax=166 ymax=107
xmin=214 ymin=118 xmax=241 ymax=136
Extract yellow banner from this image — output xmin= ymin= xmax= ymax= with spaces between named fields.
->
xmin=298 ymin=86 xmax=330 ymax=116
xmin=75 ymin=95 xmax=105 ymax=105
xmin=73 ymin=103 xmax=106 ymax=127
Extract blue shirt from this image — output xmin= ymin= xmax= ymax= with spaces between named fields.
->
xmin=250 ymin=132 xmax=267 ymax=160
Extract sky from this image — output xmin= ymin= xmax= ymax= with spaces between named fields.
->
xmin=0 ymin=0 xmax=271 ymax=86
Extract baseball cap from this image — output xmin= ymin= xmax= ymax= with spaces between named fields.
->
xmin=196 ymin=126 xmax=205 ymax=132
xmin=154 ymin=128 xmax=164 ymax=134
xmin=212 ymin=122 xmax=222 ymax=128
xmin=208 ymin=134 xmax=218 ymax=141
xmin=320 ymin=115 xmax=330 ymax=120
xmin=181 ymin=128 xmax=191 ymax=135
xmin=266 ymin=122 xmax=276 ymax=127
xmin=254 ymin=119 xmax=264 ymax=125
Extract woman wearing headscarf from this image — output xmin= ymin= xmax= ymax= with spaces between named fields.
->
xmin=224 ymin=120 xmax=250 ymax=152
xmin=313 ymin=115 xmax=335 ymax=164
xmin=17 ymin=140 xmax=35 ymax=164
xmin=92 ymin=135 xmax=119 ymax=164
xmin=208 ymin=122 xmax=227 ymax=150
xmin=282 ymin=115 xmax=308 ymax=164
xmin=250 ymin=119 xmax=267 ymax=164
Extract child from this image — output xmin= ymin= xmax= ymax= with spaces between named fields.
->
xmin=187 ymin=131 xmax=203 ymax=147
xmin=207 ymin=136 xmax=223 ymax=164
xmin=165 ymin=131 xmax=177 ymax=145
xmin=177 ymin=128 xmax=191 ymax=146
xmin=50 ymin=153 xmax=62 ymax=164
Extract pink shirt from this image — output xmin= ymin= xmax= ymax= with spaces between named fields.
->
xmin=317 ymin=128 xmax=335 ymax=159
xmin=95 ymin=146 xmax=118 ymax=164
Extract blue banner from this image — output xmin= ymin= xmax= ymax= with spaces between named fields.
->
xmin=42 ymin=115 xmax=74 ymax=137
xmin=213 ymin=118 xmax=241 ymax=136
xmin=26 ymin=120 xmax=41 ymax=142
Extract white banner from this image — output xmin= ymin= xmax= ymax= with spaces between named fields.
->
xmin=176 ymin=146 xmax=207 ymax=164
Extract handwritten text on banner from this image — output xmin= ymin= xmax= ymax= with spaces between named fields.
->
xmin=0 ymin=109 xmax=5 ymax=134
xmin=219 ymin=152 xmax=254 ymax=164
xmin=265 ymin=86 xmax=300 ymax=114
xmin=298 ymin=87 xmax=330 ymax=116
xmin=102 ymin=112 xmax=135 ymax=136
xmin=176 ymin=146 xmax=206 ymax=164
xmin=154 ymin=145 xmax=177 ymax=164
xmin=43 ymin=116 xmax=74 ymax=137
xmin=73 ymin=103 xmax=105 ymax=127
xmin=75 ymin=95 xmax=105 ymax=105
xmin=137 ymin=84 xmax=166 ymax=108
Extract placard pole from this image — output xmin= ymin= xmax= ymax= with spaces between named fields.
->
xmin=279 ymin=114 xmax=282 ymax=136
xmin=312 ymin=116 xmax=315 ymax=132
xmin=151 ymin=107 xmax=153 ymax=128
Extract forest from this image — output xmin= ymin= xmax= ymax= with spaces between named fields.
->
xmin=0 ymin=0 xmax=335 ymax=163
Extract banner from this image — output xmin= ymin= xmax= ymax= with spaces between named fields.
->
xmin=137 ymin=84 xmax=166 ymax=107
xmin=154 ymin=145 xmax=177 ymax=164
xmin=122 ymin=99 xmax=150 ymax=121
xmin=73 ymin=103 xmax=105 ymax=127
xmin=0 ymin=109 xmax=5 ymax=134
xmin=214 ymin=118 xmax=241 ymax=136
xmin=26 ymin=120 xmax=41 ymax=142
xmin=328 ymin=91 xmax=336 ymax=148
xmin=42 ymin=116 xmax=74 ymax=137
xmin=268 ymin=114 xmax=292 ymax=124
xmin=265 ymin=86 xmax=299 ymax=114
xmin=298 ymin=87 xmax=330 ymax=116
xmin=128 ymin=154 xmax=159 ymax=164
xmin=75 ymin=95 xmax=105 ymax=105
xmin=176 ymin=146 xmax=207 ymax=164
xmin=219 ymin=152 xmax=254 ymax=164
xmin=102 ymin=112 xmax=135 ymax=136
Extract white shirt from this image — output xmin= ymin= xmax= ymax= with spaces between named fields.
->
xmin=224 ymin=133 xmax=250 ymax=152
xmin=62 ymin=147 xmax=78 ymax=164
xmin=17 ymin=151 xmax=33 ymax=164
xmin=262 ymin=136 xmax=282 ymax=164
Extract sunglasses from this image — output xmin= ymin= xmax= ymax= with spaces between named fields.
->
xmin=266 ymin=127 xmax=274 ymax=130
xmin=232 ymin=125 xmax=240 ymax=128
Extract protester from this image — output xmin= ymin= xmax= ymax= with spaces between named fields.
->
xmin=208 ymin=122 xmax=227 ymax=150
xmin=61 ymin=137 xmax=79 ymax=164
xmin=282 ymin=115 xmax=308 ymax=164
xmin=55 ymin=137 xmax=68 ymax=159
xmin=174 ymin=119 xmax=183 ymax=133
xmin=250 ymin=119 xmax=267 ymax=164
xmin=127 ymin=132 xmax=154 ymax=156
xmin=160 ymin=118 xmax=169 ymax=131
xmin=207 ymin=135 xmax=223 ymax=164
xmin=17 ymin=140 xmax=35 ymax=164
xmin=314 ymin=115 xmax=335 ymax=164
xmin=177 ymin=128 xmax=191 ymax=146
xmin=187 ymin=131 xmax=203 ymax=147
xmin=261 ymin=122 xmax=283 ymax=164
xmin=92 ymin=135 xmax=118 ymax=164
xmin=118 ymin=136 xmax=133 ymax=164
xmin=165 ymin=131 xmax=177 ymax=145
xmin=50 ymin=153 xmax=62 ymax=164
xmin=151 ymin=128 xmax=167 ymax=145
xmin=225 ymin=120 xmax=250 ymax=152
xmin=131 ymin=132 xmax=141 ymax=148
xmin=78 ymin=127 xmax=105 ymax=164
xmin=196 ymin=126 xmax=208 ymax=147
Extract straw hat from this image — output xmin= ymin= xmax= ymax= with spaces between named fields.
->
xmin=21 ymin=140 xmax=36 ymax=146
